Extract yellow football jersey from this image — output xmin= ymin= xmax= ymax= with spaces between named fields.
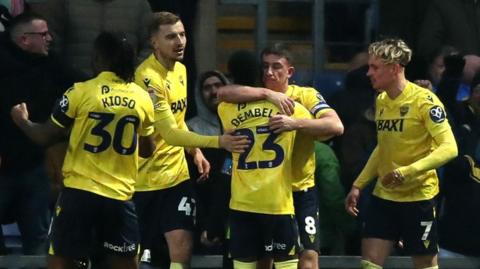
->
xmin=356 ymin=81 xmax=455 ymax=201
xmin=285 ymin=85 xmax=333 ymax=191
xmin=218 ymin=100 xmax=311 ymax=214
xmin=134 ymin=54 xmax=190 ymax=191
xmin=51 ymin=72 xmax=155 ymax=200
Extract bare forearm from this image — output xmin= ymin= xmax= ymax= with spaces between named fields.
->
xmin=17 ymin=120 xmax=61 ymax=146
xmin=294 ymin=115 xmax=344 ymax=138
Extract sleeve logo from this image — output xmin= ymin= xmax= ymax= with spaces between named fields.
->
xmin=316 ymin=92 xmax=325 ymax=102
xmin=59 ymin=95 xmax=69 ymax=112
xmin=429 ymin=105 xmax=446 ymax=123
xmin=143 ymin=78 xmax=151 ymax=88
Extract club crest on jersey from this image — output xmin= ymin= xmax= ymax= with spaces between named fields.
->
xmin=379 ymin=108 xmax=384 ymax=117
xmin=179 ymin=76 xmax=185 ymax=86
xmin=59 ymin=95 xmax=69 ymax=112
xmin=400 ymin=105 xmax=409 ymax=117
xmin=426 ymin=95 xmax=434 ymax=103
xmin=429 ymin=106 xmax=446 ymax=123
xmin=143 ymin=78 xmax=151 ymax=88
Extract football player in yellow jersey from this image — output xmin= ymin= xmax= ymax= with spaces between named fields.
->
xmin=218 ymin=44 xmax=344 ymax=269
xmin=11 ymin=32 xmax=156 ymax=269
xmin=218 ymin=99 xmax=313 ymax=269
xmin=133 ymin=12 xmax=248 ymax=269
xmin=345 ymin=38 xmax=458 ymax=269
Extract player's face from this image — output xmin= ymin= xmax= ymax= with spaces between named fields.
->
xmin=262 ymin=53 xmax=294 ymax=92
xmin=428 ymin=55 xmax=445 ymax=86
xmin=22 ymin=19 xmax=52 ymax=56
xmin=367 ymin=55 xmax=397 ymax=91
xmin=151 ymin=21 xmax=186 ymax=62
xmin=201 ymin=76 xmax=223 ymax=112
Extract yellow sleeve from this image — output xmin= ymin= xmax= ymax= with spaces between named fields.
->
xmin=301 ymin=87 xmax=333 ymax=118
xmin=154 ymin=100 xmax=219 ymax=148
xmin=139 ymin=95 xmax=155 ymax=137
xmin=397 ymin=130 xmax=458 ymax=179
xmin=353 ymin=146 xmax=379 ymax=189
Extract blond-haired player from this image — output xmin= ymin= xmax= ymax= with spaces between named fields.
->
xmin=345 ymin=38 xmax=458 ymax=269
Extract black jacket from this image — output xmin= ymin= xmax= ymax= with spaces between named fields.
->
xmin=0 ymin=33 xmax=83 ymax=175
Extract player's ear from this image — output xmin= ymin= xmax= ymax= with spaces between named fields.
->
xmin=287 ymin=65 xmax=295 ymax=79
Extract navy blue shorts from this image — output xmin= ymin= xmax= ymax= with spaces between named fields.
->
xmin=229 ymin=210 xmax=299 ymax=259
xmin=49 ymin=188 xmax=139 ymax=258
xmin=363 ymin=195 xmax=439 ymax=255
xmin=133 ymin=180 xmax=196 ymax=263
xmin=293 ymin=187 xmax=320 ymax=252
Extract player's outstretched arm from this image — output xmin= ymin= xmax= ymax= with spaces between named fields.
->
xmin=217 ymin=85 xmax=294 ymax=115
xmin=155 ymin=110 xmax=249 ymax=152
xmin=11 ymin=103 xmax=67 ymax=146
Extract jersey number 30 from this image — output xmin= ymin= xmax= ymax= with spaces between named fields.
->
xmin=235 ymin=127 xmax=284 ymax=170
xmin=84 ymin=112 xmax=140 ymax=155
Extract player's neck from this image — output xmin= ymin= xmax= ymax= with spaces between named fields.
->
xmin=269 ymin=84 xmax=288 ymax=93
xmin=385 ymin=76 xmax=407 ymax=100
xmin=154 ymin=52 xmax=176 ymax=70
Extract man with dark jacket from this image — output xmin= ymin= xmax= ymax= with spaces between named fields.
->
xmin=0 ymin=12 xmax=82 ymax=254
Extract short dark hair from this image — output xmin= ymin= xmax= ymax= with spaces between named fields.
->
xmin=148 ymin=11 xmax=181 ymax=37
xmin=198 ymin=70 xmax=230 ymax=91
xmin=93 ymin=31 xmax=135 ymax=82
xmin=261 ymin=43 xmax=294 ymax=65
xmin=8 ymin=12 xmax=46 ymax=41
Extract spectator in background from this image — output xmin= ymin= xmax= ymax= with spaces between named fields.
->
xmin=436 ymin=73 xmax=480 ymax=265
xmin=0 ymin=12 xmax=82 ymax=255
xmin=31 ymin=0 xmax=152 ymax=77
xmin=422 ymin=46 xmax=458 ymax=90
xmin=186 ymin=70 xmax=231 ymax=255
xmin=418 ymin=0 xmax=480 ymax=84
xmin=188 ymin=70 xmax=229 ymax=136
xmin=435 ymin=53 xmax=466 ymax=120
